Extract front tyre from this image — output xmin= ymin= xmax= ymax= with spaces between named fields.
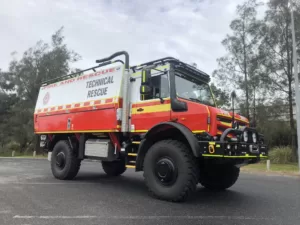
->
xmin=143 ymin=140 xmax=199 ymax=202
xmin=199 ymin=164 xmax=240 ymax=191
xmin=51 ymin=140 xmax=81 ymax=180
xmin=102 ymin=159 xmax=126 ymax=176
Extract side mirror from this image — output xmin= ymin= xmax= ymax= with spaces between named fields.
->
xmin=140 ymin=68 xmax=153 ymax=98
xmin=141 ymin=69 xmax=151 ymax=85
xmin=140 ymin=85 xmax=152 ymax=95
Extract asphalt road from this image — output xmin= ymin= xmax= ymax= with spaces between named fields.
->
xmin=0 ymin=158 xmax=299 ymax=225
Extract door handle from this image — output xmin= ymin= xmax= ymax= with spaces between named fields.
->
xmin=137 ymin=108 xmax=144 ymax=112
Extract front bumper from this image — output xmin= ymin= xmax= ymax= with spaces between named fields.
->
xmin=198 ymin=127 xmax=268 ymax=159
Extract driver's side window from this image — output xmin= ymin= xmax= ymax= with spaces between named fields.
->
xmin=141 ymin=74 xmax=169 ymax=101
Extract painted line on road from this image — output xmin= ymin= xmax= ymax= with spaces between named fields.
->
xmin=1 ymin=182 xmax=117 ymax=185
xmin=13 ymin=215 xmax=275 ymax=220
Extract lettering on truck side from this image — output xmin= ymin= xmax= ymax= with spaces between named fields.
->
xmin=86 ymin=76 xmax=114 ymax=99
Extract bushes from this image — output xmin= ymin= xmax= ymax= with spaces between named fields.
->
xmin=268 ymin=146 xmax=297 ymax=164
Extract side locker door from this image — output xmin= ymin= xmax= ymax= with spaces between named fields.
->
xmin=130 ymin=70 xmax=171 ymax=133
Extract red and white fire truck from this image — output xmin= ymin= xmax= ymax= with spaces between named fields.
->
xmin=34 ymin=51 xmax=268 ymax=202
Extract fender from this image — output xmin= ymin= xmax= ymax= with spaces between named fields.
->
xmin=135 ymin=122 xmax=200 ymax=171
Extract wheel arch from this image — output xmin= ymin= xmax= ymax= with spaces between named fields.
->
xmin=48 ymin=134 xmax=78 ymax=152
xmin=135 ymin=122 xmax=200 ymax=171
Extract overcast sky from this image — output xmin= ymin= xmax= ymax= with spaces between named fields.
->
xmin=0 ymin=0 xmax=266 ymax=75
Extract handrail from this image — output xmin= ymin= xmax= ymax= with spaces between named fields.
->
xmin=42 ymin=60 xmax=124 ymax=86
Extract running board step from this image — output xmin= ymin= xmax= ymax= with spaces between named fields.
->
xmin=126 ymin=165 xmax=136 ymax=169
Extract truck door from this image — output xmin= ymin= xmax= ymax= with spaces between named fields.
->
xmin=130 ymin=70 xmax=171 ymax=133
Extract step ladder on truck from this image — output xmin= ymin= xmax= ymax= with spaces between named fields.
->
xmin=34 ymin=51 xmax=268 ymax=202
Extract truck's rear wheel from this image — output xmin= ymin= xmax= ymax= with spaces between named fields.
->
xmin=102 ymin=159 xmax=126 ymax=176
xmin=143 ymin=140 xmax=199 ymax=202
xmin=51 ymin=140 xmax=81 ymax=180
xmin=199 ymin=164 xmax=240 ymax=190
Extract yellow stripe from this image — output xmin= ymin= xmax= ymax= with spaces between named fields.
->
xmin=220 ymin=121 xmax=232 ymax=127
xmin=126 ymin=165 xmax=136 ymax=168
xmin=224 ymin=155 xmax=257 ymax=158
xmin=217 ymin=113 xmax=249 ymax=124
xmin=192 ymin=130 xmax=206 ymax=134
xmin=202 ymin=154 xmax=223 ymax=157
xmin=205 ymin=106 xmax=210 ymax=132
xmin=133 ymin=98 xmax=170 ymax=105
xmin=142 ymin=71 xmax=146 ymax=83
xmin=133 ymin=130 xmax=148 ymax=133
xmin=128 ymin=153 xmax=138 ymax=156
xmin=35 ymin=130 xmax=117 ymax=134
xmin=132 ymin=141 xmax=141 ymax=144
xmin=132 ymin=104 xmax=170 ymax=114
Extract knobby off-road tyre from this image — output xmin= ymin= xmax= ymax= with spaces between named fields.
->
xmin=51 ymin=140 xmax=81 ymax=180
xmin=199 ymin=164 xmax=240 ymax=191
xmin=143 ymin=140 xmax=199 ymax=202
xmin=102 ymin=159 xmax=126 ymax=176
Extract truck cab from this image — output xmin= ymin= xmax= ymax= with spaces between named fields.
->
xmin=35 ymin=51 xmax=268 ymax=202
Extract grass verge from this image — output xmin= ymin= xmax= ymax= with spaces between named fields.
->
xmin=0 ymin=151 xmax=47 ymax=158
xmin=242 ymin=162 xmax=299 ymax=176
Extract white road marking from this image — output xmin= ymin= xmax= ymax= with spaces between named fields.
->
xmin=1 ymin=182 xmax=104 ymax=185
xmin=13 ymin=215 xmax=274 ymax=220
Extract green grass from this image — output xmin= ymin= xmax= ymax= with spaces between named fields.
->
xmin=242 ymin=162 xmax=299 ymax=175
xmin=0 ymin=151 xmax=47 ymax=158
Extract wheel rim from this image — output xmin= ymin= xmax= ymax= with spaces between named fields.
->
xmin=154 ymin=157 xmax=178 ymax=186
xmin=56 ymin=152 xmax=66 ymax=169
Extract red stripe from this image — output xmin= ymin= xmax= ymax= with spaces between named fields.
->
xmin=36 ymin=103 xmax=117 ymax=116
xmin=83 ymin=102 xmax=90 ymax=106
xmin=106 ymin=98 xmax=113 ymax=103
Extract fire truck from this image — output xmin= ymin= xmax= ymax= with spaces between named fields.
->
xmin=34 ymin=51 xmax=268 ymax=202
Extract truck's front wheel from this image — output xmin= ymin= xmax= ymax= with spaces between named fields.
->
xmin=143 ymin=140 xmax=199 ymax=202
xmin=51 ymin=140 xmax=81 ymax=180
xmin=102 ymin=159 xmax=126 ymax=176
xmin=199 ymin=164 xmax=240 ymax=191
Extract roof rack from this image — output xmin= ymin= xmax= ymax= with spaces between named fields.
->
xmin=131 ymin=57 xmax=210 ymax=82
xmin=42 ymin=59 xmax=124 ymax=86
xmin=42 ymin=55 xmax=211 ymax=86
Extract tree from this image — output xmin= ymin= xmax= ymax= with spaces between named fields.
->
xmin=0 ymin=27 xmax=81 ymax=152
xmin=258 ymin=0 xmax=300 ymax=130
xmin=213 ymin=0 xmax=263 ymax=119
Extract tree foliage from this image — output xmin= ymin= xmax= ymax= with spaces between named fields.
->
xmin=0 ymin=27 xmax=80 ymax=152
xmin=213 ymin=0 xmax=263 ymax=119
xmin=258 ymin=0 xmax=300 ymax=130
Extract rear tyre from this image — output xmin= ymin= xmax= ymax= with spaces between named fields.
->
xmin=51 ymin=140 xmax=81 ymax=180
xmin=199 ymin=164 xmax=240 ymax=191
xmin=143 ymin=140 xmax=199 ymax=202
xmin=102 ymin=159 xmax=126 ymax=176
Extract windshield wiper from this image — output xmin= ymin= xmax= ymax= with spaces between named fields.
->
xmin=189 ymin=98 xmax=202 ymax=103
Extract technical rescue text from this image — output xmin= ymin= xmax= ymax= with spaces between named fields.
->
xmin=86 ymin=76 xmax=114 ymax=98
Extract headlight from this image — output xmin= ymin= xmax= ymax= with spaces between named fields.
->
xmin=252 ymin=133 xmax=257 ymax=143
xmin=243 ymin=131 xmax=248 ymax=142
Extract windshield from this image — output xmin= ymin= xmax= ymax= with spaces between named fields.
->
xmin=175 ymin=74 xmax=215 ymax=107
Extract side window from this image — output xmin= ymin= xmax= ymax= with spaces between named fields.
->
xmin=141 ymin=74 xmax=169 ymax=101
